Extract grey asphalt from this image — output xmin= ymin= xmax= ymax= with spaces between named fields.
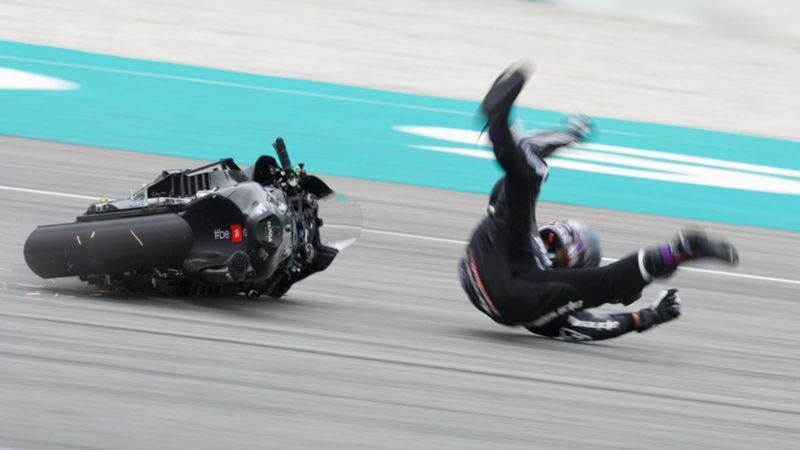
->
xmin=1 ymin=136 xmax=798 ymax=449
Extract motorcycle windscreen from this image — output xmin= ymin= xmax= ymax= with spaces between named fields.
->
xmin=316 ymin=192 xmax=362 ymax=251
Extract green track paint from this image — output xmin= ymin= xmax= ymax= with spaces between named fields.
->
xmin=1 ymin=41 xmax=798 ymax=230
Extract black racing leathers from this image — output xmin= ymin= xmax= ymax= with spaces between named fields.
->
xmin=458 ymin=125 xmax=652 ymax=341
xmin=526 ymin=309 xmax=639 ymax=342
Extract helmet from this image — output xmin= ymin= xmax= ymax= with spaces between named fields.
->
xmin=538 ymin=220 xmax=602 ymax=268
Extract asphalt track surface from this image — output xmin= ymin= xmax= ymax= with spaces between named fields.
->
xmin=1 ymin=136 xmax=799 ymax=449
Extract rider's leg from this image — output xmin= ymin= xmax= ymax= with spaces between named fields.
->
xmin=481 ymin=66 xmax=549 ymax=264
xmin=506 ymin=231 xmax=738 ymax=326
xmin=640 ymin=229 xmax=739 ymax=279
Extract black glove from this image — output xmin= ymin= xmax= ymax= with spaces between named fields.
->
xmin=636 ymin=289 xmax=682 ymax=331
xmin=567 ymin=113 xmax=593 ymax=142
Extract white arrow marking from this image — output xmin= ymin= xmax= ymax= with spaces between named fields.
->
xmin=0 ymin=67 xmax=78 ymax=90
xmin=395 ymin=125 xmax=800 ymax=195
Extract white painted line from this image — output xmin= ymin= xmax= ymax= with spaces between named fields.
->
xmin=0 ymin=55 xmax=733 ymax=152
xmin=660 ymin=265 xmax=800 ymax=285
xmin=583 ymin=143 xmax=800 ymax=178
xmin=0 ymin=267 xmax=11 ymax=272
xmin=360 ymin=228 xmax=800 ymax=286
xmin=5 ymin=184 xmax=798 ymax=286
xmin=328 ymin=237 xmax=358 ymax=251
xmin=399 ymin=125 xmax=800 ymax=195
xmin=363 ymin=228 xmax=469 ymax=245
xmin=0 ymin=185 xmax=96 ymax=200
xmin=0 ymin=55 xmax=476 ymax=117
xmin=0 ymin=55 xmax=655 ymax=139
xmin=3 ymin=55 xmax=763 ymax=150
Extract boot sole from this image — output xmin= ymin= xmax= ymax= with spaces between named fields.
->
xmin=481 ymin=66 xmax=529 ymax=119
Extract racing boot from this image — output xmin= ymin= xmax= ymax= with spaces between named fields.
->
xmin=640 ymin=229 xmax=739 ymax=279
xmin=481 ymin=63 xmax=530 ymax=146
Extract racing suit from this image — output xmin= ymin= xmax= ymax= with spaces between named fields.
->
xmin=458 ymin=127 xmax=656 ymax=341
xmin=459 ymin=65 xmax=736 ymax=342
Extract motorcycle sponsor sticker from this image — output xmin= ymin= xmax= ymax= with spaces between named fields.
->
xmin=213 ymin=228 xmax=230 ymax=240
xmin=526 ymin=300 xmax=584 ymax=328
xmin=567 ymin=315 xmax=620 ymax=330
xmin=214 ymin=225 xmax=245 ymax=242
xmin=265 ymin=220 xmax=274 ymax=243
xmin=230 ymin=224 xmax=243 ymax=243
xmin=260 ymin=215 xmax=283 ymax=246
xmin=252 ymin=202 xmax=268 ymax=217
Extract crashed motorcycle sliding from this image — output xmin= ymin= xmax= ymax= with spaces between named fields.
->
xmin=24 ymin=138 xmax=348 ymax=298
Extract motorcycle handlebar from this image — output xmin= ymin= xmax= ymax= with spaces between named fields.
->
xmin=273 ymin=138 xmax=292 ymax=171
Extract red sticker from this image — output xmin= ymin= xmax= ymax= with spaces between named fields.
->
xmin=230 ymin=224 xmax=243 ymax=243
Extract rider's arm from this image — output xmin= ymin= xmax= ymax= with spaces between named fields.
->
xmin=516 ymin=114 xmax=592 ymax=158
xmin=526 ymin=309 xmax=640 ymax=342
xmin=526 ymin=290 xmax=682 ymax=342
xmin=491 ymin=128 xmax=551 ymax=184
xmin=491 ymin=114 xmax=591 ymax=183
xmin=517 ymin=131 xmax=581 ymax=159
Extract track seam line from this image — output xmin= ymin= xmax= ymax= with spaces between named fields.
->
xmin=356 ymin=228 xmax=800 ymax=286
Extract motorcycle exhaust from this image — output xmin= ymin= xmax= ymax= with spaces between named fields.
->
xmin=24 ymin=214 xmax=194 ymax=279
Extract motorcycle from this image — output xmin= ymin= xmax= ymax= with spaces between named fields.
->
xmin=23 ymin=138 xmax=358 ymax=298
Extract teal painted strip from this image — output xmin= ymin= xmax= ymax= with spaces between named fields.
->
xmin=1 ymin=41 xmax=798 ymax=231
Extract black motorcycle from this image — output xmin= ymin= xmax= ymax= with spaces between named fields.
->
xmin=24 ymin=138 xmax=356 ymax=298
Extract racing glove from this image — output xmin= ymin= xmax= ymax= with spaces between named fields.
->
xmin=567 ymin=113 xmax=593 ymax=141
xmin=635 ymin=289 xmax=682 ymax=332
